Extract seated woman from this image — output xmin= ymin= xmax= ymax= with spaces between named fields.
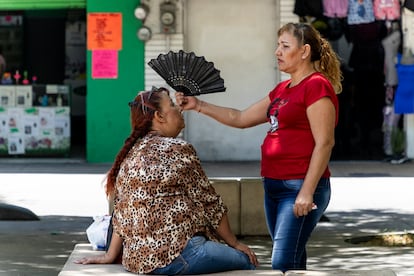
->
xmin=75 ymin=87 xmax=258 ymax=275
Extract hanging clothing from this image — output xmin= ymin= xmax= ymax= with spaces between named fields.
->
xmin=348 ymin=0 xmax=376 ymax=25
xmin=294 ymin=0 xmax=324 ymax=17
xmin=382 ymin=30 xmax=401 ymax=86
xmin=395 ymin=60 xmax=414 ymax=114
xmin=401 ymin=7 xmax=414 ymax=56
xmin=382 ymin=87 xmax=401 ymax=155
xmin=404 ymin=0 xmax=414 ymax=12
xmin=323 ymin=0 xmax=349 ymax=18
xmin=373 ymin=0 xmax=401 ymax=21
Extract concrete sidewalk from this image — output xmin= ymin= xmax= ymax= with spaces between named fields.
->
xmin=0 ymin=158 xmax=413 ymax=177
xmin=0 ymin=160 xmax=413 ymax=275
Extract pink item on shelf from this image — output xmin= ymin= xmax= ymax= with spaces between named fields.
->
xmin=13 ymin=70 xmax=21 ymax=84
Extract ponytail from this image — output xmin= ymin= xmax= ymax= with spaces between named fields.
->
xmin=317 ymin=38 xmax=343 ymax=94
xmin=105 ymin=126 xmax=150 ymax=196
xmin=105 ymin=88 xmax=167 ymax=196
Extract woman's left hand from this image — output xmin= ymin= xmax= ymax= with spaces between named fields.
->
xmin=293 ymin=192 xmax=315 ymax=217
xmin=233 ymin=241 xmax=259 ymax=266
xmin=74 ymin=254 xmax=110 ymax=265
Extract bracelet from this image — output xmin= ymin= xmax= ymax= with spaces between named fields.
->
xmin=197 ymin=100 xmax=203 ymax=113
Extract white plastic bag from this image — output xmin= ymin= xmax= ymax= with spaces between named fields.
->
xmin=86 ymin=215 xmax=111 ymax=250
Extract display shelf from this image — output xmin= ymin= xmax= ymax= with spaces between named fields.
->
xmin=0 ymin=84 xmax=70 ymax=156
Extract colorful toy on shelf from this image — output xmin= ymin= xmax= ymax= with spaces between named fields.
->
xmin=14 ymin=70 xmax=21 ymax=84
xmin=22 ymin=70 xmax=29 ymax=85
xmin=41 ymin=94 xmax=49 ymax=106
xmin=1 ymin=72 xmax=13 ymax=84
xmin=32 ymin=76 xmax=37 ymax=84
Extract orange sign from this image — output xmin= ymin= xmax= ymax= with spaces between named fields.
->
xmin=87 ymin=13 xmax=122 ymax=50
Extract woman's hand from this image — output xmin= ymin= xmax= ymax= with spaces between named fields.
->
xmin=75 ymin=232 xmax=123 ymax=265
xmin=74 ymin=253 xmax=112 ymax=265
xmin=233 ymin=241 xmax=259 ymax=266
xmin=293 ymin=191 xmax=316 ymax=217
xmin=175 ymin=92 xmax=199 ymax=111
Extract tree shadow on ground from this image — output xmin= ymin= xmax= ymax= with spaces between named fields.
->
xmin=241 ymin=210 xmax=414 ymax=273
xmin=309 ymin=210 xmax=414 ymax=273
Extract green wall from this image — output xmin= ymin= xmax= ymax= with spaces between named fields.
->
xmin=0 ymin=0 xmax=85 ymax=10
xmin=86 ymin=0 xmax=145 ymax=163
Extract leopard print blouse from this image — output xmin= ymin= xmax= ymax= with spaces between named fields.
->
xmin=112 ymin=133 xmax=227 ymax=274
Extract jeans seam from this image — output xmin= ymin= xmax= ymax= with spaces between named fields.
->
xmin=177 ymin=255 xmax=189 ymax=275
xmin=293 ymin=216 xmax=305 ymax=268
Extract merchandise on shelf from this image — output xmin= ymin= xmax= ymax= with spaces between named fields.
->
xmin=0 ymin=84 xmax=71 ymax=156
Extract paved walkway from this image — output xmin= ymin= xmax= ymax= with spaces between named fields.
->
xmin=0 ymin=159 xmax=413 ymax=275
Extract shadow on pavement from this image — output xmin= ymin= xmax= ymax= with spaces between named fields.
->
xmin=0 ymin=216 xmax=91 ymax=276
xmin=306 ymin=210 xmax=414 ymax=274
xmin=0 ymin=203 xmax=39 ymax=221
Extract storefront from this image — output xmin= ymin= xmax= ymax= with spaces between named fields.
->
xmin=0 ymin=1 xmax=86 ymax=157
xmin=0 ymin=0 xmax=145 ymax=162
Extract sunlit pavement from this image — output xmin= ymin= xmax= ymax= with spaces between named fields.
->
xmin=0 ymin=160 xmax=414 ymax=275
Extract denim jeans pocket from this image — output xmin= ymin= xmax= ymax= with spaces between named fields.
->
xmin=282 ymin=179 xmax=303 ymax=191
xmin=188 ymin=236 xmax=205 ymax=246
xmin=151 ymin=254 xmax=188 ymax=275
xmin=164 ymin=236 xmax=205 ymax=275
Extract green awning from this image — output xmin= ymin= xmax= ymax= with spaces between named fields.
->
xmin=0 ymin=0 xmax=86 ymax=10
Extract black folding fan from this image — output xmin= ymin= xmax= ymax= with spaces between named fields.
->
xmin=147 ymin=50 xmax=226 ymax=96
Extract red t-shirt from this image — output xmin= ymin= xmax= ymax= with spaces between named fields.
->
xmin=261 ymin=72 xmax=339 ymax=179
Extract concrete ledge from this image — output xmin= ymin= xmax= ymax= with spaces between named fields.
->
xmin=58 ymin=244 xmax=130 ymax=275
xmin=60 ymin=244 xmax=396 ymax=276
xmin=240 ymin=179 xmax=267 ymax=235
xmin=285 ymin=270 xmax=396 ymax=275
xmin=210 ymin=177 xmax=268 ymax=236
xmin=59 ymin=244 xmax=284 ymax=275
xmin=210 ymin=179 xmax=241 ymax=235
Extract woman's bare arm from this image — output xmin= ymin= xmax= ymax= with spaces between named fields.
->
xmin=175 ymin=92 xmax=269 ymax=128
xmin=293 ymin=97 xmax=336 ymax=217
xmin=214 ymin=213 xmax=259 ymax=266
xmin=74 ymin=232 xmax=123 ymax=264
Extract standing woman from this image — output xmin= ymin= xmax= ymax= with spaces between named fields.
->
xmin=176 ymin=22 xmax=342 ymax=272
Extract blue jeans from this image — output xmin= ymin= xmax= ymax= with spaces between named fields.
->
xmin=151 ymin=236 xmax=255 ymax=275
xmin=263 ymin=177 xmax=331 ymax=272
